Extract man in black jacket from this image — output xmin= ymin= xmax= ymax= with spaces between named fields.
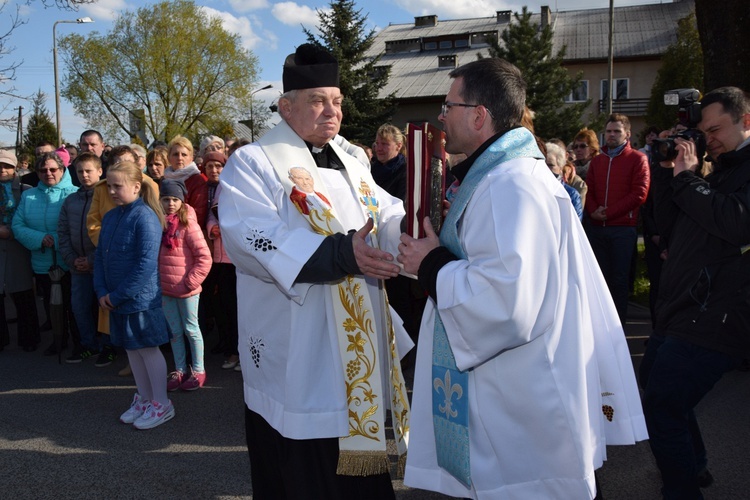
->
xmin=640 ymin=86 xmax=750 ymax=499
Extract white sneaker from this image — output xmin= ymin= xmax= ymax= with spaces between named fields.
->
xmin=119 ymin=393 xmax=146 ymax=424
xmin=234 ymin=362 xmax=242 ymax=372
xmin=133 ymin=400 xmax=175 ymax=430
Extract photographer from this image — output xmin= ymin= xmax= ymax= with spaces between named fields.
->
xmin=640 ymin=86 xmax=750 ymax=499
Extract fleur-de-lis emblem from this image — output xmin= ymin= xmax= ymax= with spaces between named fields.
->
xmin=434 ymin=369 xmax=463 ymax=419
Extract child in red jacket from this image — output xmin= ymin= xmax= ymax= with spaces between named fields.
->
xmin=158 ymin=179 xmax=212 ymax=391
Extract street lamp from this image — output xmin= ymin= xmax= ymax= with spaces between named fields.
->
xmin=53 ymin=17 xmax=93 ymax=146
xmin=249 ymin=84 xmax=272 ymax=142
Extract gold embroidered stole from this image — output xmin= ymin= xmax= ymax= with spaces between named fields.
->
xmin=259 ymin=122 xmax=410 ymax=476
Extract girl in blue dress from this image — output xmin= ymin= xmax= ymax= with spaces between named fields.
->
xmin=94 ymin=161 xmax=174 ymax=430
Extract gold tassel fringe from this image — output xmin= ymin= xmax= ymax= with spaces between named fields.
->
xmin=396 ymin=452 xmax=407 ymax=479
xmin=336 ymin=450 xmax=390 ymax=476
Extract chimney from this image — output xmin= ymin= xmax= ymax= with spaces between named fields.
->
xmin=541 ymin=6 xmax=551 ymax=30
xmin=415 ymin=15 xmax=438 ymax=28
xmin=496 ymin=10 xmax=511 ymax=23
xmin=438 ymin=55 xmax=457 ymax=69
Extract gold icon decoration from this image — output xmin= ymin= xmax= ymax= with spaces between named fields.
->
xmin=339 ymin=276 xmax=381 ymax=441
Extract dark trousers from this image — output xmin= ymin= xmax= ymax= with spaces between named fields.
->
xmin=640 ymin=334 xmax=741 ymax=499
xmin=643 ymin=235 xmax=663 ymax=329
xmin=35 ymin=272 xmax=79 ymax=347
xmin=200 ymin=263 xmax=239 ymax=357
xmin=0 ymin=289 xmax=40 ymax=348
xmin=587 ymin=225 xmax=637 ymax=325
xmin=245 ymin=407 xmax=395 ymax=500
xmin=215 ymin=263 xmax=238 ymax=357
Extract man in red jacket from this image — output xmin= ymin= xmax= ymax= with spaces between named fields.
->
xmin=585 ymin=113 xmax=650 ymax=324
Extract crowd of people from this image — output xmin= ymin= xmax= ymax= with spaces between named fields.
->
xmin=0 ymin=132 xmax=243 ymax=430
xmin=538 ymin=89 xmax=750 ymax=500
xmin=2 ymin=41 xmax=749 ymax=499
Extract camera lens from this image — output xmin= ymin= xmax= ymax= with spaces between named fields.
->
xmin=654 ymin=139 xmax=675 ymax=161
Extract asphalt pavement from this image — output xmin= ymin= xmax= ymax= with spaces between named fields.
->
xmin=1 ymin=298 xmax=749 ymax=499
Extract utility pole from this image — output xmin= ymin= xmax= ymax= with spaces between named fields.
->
xmin=15 ymin=106 xmax=23 ymax=154
xmin=606 ymin=0 xmax=615 ymax=116
xmin=245 ymin=84 xmax=273 ymax=142
xmin=53 ymin=17 xmax=94 ymax=146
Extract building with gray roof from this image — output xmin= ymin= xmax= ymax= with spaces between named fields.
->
xmin=366 ymin=0 xmax=695 ymax=143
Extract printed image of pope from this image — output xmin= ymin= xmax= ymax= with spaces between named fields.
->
xmin=288 ymin=166 xmax=332 ymax=216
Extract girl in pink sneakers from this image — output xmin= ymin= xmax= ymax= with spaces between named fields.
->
xmin=158 ymin=179 xmax=212 ymax=392
xmin=94 ymin=161 xmax=174 ymax=430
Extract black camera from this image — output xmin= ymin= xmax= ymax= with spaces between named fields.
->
xmin=651 ymin=88 xmax=706 ymax=163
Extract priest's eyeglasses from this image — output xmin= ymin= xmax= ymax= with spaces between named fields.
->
xmin=441 ymin=101 xmax=479 ymax=116
xmin=441 ymin=101 xmax=493 ymax=119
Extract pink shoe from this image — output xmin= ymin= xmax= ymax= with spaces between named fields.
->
xmin=180 ymin=370 xmax=206 ymax=391
xmin=133 ymin=399 xmax=175 ymax=430
xmin=167 ymin=371 xmax=184 ymax=392
xmin=119 ymin=393 xmax=146 ymax=424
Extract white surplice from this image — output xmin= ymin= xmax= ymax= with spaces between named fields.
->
xmin=218 ymin=121 xmax=411 ymax=440
xmin=404 ymin=156 xmax=647 ymax=499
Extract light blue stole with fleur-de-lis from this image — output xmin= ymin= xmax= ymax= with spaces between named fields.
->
xmin=432 ymin=127 xmax=544 ymax=487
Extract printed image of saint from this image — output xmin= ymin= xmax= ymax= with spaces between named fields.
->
xmin=288 ymin=166 xmax=332 ymax=215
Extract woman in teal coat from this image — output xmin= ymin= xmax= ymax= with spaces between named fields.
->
xmin=12 ymin=152 xmax=78 ymax=355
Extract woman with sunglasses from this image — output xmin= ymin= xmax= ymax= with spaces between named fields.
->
xmin=571 ymin=128 xmax=600 ymax=181
xmin=12 ymin=151 xmax=78 ymax=355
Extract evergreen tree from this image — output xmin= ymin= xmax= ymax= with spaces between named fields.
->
xmin=645 ymin=14 xmax=703 ymax=133
xmin=21 ymin=90 xmax=58 ymax=157
xmin=484 ymin=7 xmax=588 ymax=141
xmin=304 ymin=0 xmax=396 ymax=143
xmin=695 ymin=0 xmax=748 ymax=92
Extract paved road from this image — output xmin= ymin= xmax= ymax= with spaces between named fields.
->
xmin=1 ymin=300 xmax=749 ymax=499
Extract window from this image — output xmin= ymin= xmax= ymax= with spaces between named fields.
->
xmin=439 ymin=40 xmax=452 ymax=49
xmin=454 ymin=39 xmax=468 ymax=48
xmin=470 ymin=32 xmax=497 ymax=46
xmin=438 ymin=55 xmax=457 ymax=69
xmin=424 ymin=41 xmax=437 ymax=50
xmin=385 ymin=39 xmax=421 ymax=54
xmin=601 ymin=78 xmax=629 ymax=100
xmin=565 ymin=80 xmax=589 ymax=102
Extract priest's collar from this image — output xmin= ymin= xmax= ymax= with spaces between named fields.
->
xmin=305 ymin=141 xmax=344 ymax=170
xmin=309 ymin=143 xmax=327 ymax=154
xmin=451 ymin=129 xmax=508 ymax=184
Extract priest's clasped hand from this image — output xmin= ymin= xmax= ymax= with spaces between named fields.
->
xmin=352 ymin=218 xmax=401 ymax=280
xmin=398 ymin=217 xmax=440 ymax=275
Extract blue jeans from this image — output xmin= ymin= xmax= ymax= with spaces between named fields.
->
xmin=163 ymin=294 xmax=204 ymax=373
xmin=640 ymin=334 xmax=741 ymax=499
xmin=586 ymin=224 xmax=636 ymax=324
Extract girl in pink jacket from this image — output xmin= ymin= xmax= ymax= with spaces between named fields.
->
xmin=158 ymin=179 xmax=212 ymax=391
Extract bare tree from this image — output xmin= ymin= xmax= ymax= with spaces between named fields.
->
xmin=0 ymin=1 xmax=26 ymax=129
xmin=32 ymin=0 xmax=98 ymax=10
xmin=0 ymin=0 xmax=99 ymax=132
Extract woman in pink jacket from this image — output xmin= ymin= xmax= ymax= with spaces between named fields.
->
xmin=158 ymin=179 xmax=212 ymax=391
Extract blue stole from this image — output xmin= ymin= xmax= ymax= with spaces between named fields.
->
xmin=432 ymin=128 xmax=544 ymax=487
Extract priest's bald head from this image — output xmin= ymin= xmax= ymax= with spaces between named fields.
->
xmin=278 ymin=44 xmax=343 ymax=148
